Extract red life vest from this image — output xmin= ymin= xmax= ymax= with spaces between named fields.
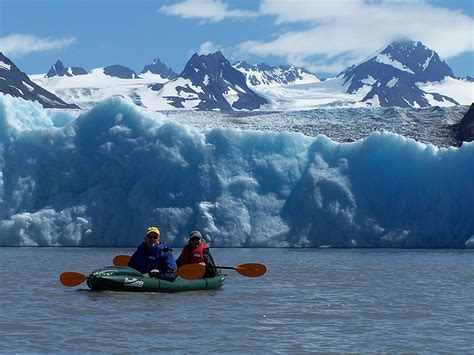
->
xmin=178 ymin=242 xmax=208 ymax=265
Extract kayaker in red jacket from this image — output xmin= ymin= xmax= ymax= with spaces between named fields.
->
xmin=176 ymin=230 xmax=216 ymax=277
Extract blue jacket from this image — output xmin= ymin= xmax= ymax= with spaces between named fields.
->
xmin=128 ymin=243 xmax=177 ymax=281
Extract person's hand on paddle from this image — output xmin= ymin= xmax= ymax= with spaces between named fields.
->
xmin=149 ymin=269 xmax=161 ymax=277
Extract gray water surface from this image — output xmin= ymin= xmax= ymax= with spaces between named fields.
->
xmin=1 ymin=248 xmax=473 ymax=352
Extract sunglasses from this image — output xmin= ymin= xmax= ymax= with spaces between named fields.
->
xmin=147 ymin=234 xmax=160 ymax=240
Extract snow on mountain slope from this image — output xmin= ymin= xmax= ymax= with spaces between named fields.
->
xmin=28 ymin=42 xmax=471 ymax=111
xmin=31 ymin=68 xmax=169 ymax=109
xmin=248 ymin=77 xmax=359 ymax=110
xmin=234 ymin=61 xmax=320 ymax=87
xmin=0 ymin=53 xmax=78 ymax=109
xmin=149 ymin=52 xmax=268 ymax=111
xmin=337 ymin=40 xmax=460 ymax=108
xmin=141 ymin=76 xmax=204 ymax=110
xmin=233 ymin=40 xmax=467 ymax=110
xmin=418 ymin=77 xmax=474 ymax=106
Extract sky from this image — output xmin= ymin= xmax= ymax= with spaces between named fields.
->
xmin=0 ymin=0 xmax=473 ymax=78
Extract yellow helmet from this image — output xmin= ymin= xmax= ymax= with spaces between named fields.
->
xmin=146 ymin=226 xmax=160 ymax=237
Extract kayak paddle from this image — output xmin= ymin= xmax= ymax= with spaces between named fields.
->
xmin=59 ymin=264 xmax=206 ymax=287
xmin=213 ymin=263 xmax=267 ymax=277
xmin=59 ymin=271 xmax=87 ymax=287
xmin=112 ymin=255 xmax=206 ymax=279
xmin=113 ymin=254 xmax=131 ymax=266
xmin=112 ymin=254 xmax=266 ymax=277
xmin=177 ymin=263 xmax=206 ymax=280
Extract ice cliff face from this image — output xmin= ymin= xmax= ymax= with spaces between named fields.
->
xmin=0 ymin=95 xmax=473 ymax=247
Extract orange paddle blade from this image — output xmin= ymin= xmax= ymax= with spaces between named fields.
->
xmin=60 ymin=272 xmax=87 ymax=287
xmin=113 ymin=255 xmax=131 ymax=266
xmin=176 ymin=263 xmax=206 ymax=280
xmin=234 ymin=263 xmax=267 ymax=277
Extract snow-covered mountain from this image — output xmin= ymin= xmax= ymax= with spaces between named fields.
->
xmin=234 ymin=61 xmax=320 ymax=86
xmin=31 ymin=64 xmax=170 ymax=109
xmin=148 ymin=51 xmax=268 ymax=110
xmin=28 ymin=41 xmax=473 ymax=111
xmin=338 ymin=40 xmax=459 ymax=107
xmin=251 ymin=40 xmax=472 ymax=110
xmin=31 ymin=54 xmax=272 ymax=111
xmin=141 ymin=58 xmax=177 ymax=79
xmin=0 ymin=53 xmax=78 ymax=109
xmin=46 ymin=60 xmax=87 ymax=78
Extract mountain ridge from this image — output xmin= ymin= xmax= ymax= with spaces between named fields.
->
xmin=4 ymin=40 xmax=473 ymax=110
xmin=338 ymin=40 xmax=458 ymax=107
xmin=0 ymin=53 xmax=79 ymax=109
xmin=234 ymin=61 xmax=320 ymax=86
xmin=155 ymin=51 xmax=268 ymax=110
xmin=46 ymin=60 xmax=87 ymax=78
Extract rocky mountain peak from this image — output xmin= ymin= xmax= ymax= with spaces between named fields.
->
xmin=140 ymin=58 xmax=177 ymax=79
xmin=46 ymin=60 xmax=87 ymax=78
xmin=338 ymin=40 xmax=457 ymax=107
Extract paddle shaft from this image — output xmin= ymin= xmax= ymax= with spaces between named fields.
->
xmin=113 ymin=255 xmax=266 ymax=277
xmin=213 ymin=266 xmax=236 ymax=270
xmin=115 ymin=258 xmax=234 ymax=270
xmin=212 ymin=263 xmax=267 ymax=277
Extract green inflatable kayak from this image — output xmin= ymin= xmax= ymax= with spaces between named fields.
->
xmin=86 ymin=266 xmax=225 ymax=293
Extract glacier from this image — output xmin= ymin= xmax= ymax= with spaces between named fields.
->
xmin=0 ymin=94 xmax=473 ymax=248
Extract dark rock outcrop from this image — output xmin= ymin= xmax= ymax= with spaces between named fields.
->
xmin=46 ymin=60 xmax=87 ymax=78
xmin=452 ymin=104 xmax=474 ymax=146
xmin=103 ymin=65 xmax=138 ymax=79
xmin=149 ymin=83 xmax=164 ymax=91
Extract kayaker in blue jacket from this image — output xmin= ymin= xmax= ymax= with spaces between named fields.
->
xmin=128 ymin=226 xmax=177 ymax=282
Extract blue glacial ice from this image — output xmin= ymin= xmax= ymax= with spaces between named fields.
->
xmin=0 ymin=94 xmax=473 ymax=247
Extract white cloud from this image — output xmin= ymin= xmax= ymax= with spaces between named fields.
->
xmin=239 ymin=0 xmax=474 ymax=74
xmin=160 ymin=0 xmax=256 ymax=22
xmin=0 ymin=34 xmax=76 ymax=57
xmin=198 ymin=41 xmax=223 ymax=54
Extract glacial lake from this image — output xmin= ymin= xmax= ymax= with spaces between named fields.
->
xmin=1 ymin=247 xmax=473 ymax=352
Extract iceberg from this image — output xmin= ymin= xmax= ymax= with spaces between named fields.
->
xmin=0 ymin=94 xmax=473 ymax=247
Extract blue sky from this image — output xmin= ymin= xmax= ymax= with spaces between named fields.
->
xmin=0 ymin=0 xmax=473 ymax=78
